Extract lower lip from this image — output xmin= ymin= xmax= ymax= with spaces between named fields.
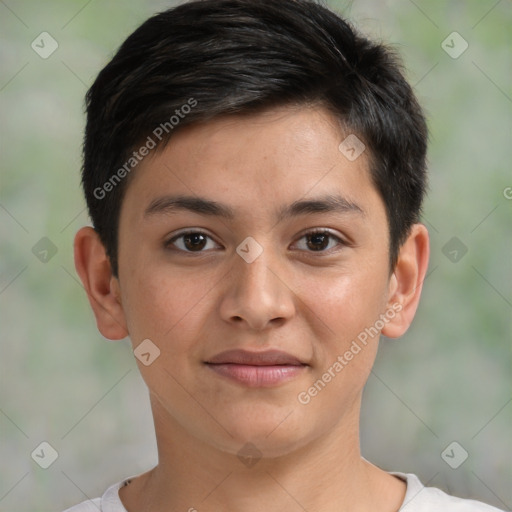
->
xmin=206 ymin=363 xmax=306 ymax=387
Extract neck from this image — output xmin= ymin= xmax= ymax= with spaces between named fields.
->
xmin=120 ymin=394 xmax=405 ymax=512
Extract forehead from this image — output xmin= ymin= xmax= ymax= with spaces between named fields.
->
xmin=120 ymin=105 xmax=384 ymax=224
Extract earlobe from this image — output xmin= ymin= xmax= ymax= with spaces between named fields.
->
xmin=381 ymin=224 xmax=430 ymax=339
xmin=73 ymin=226 xmax=129 ymax=341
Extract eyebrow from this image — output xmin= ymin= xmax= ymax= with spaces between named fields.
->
xmin=143 ymin=193 xmax=364 ymax=221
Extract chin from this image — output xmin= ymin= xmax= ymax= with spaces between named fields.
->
xmin=206 ymin=406 xmax=314 ymax=458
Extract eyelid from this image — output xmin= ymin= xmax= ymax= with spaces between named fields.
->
xmin=298 ymin=227 xmax=346 ymax=240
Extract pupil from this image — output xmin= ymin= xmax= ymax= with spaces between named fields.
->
xmin=184 ymin=233 xmax=206 ymax=251
xmin=308 ymin=233 xmax=328 ymax=251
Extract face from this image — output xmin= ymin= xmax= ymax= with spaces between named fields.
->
xmin=114 ymin=106 xmax=396 ymax=457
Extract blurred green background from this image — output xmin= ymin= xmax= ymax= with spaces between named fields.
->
xmin=1 ymin=0 xmax=510 ymax=510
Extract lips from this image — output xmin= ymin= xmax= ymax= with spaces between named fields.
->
xmin=204 ymin=349 xmax=307 ymax=387
xmin=206 ymin=349 xmax=305 ymax=366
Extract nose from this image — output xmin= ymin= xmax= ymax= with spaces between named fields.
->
xmin=219 ymin=247 xmax=296 ymax=331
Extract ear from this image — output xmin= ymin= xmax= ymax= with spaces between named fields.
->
xmin=73 ymin=226 xmax=128 ymax=340
xmin=381 ymin=223 xmax=430 ymax=338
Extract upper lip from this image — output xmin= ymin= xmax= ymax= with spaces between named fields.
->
xmin=205 ymin=349 xmax=306 ymax=366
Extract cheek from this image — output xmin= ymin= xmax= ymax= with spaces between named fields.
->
xmin=298 ymin=258 xmax=389 ymax=394
xmin=120 ymin=262 xmax=215 ymax=348
xmin=302 ymin=262 xmax=390 ymax=340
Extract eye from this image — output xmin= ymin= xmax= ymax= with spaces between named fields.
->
xmin=293 ymin=229 xmax=346 ymax=253
xmin=165 ymin=231 xmax=220 ymax=253
xmin=165 ymin=229 xmax=346 ymax=254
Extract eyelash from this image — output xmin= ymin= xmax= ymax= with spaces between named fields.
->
xmin=165 ymin=229 xmax=348 ymax=255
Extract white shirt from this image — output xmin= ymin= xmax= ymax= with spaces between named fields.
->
xmin=62 ymin=472 xmax=505 ymax=511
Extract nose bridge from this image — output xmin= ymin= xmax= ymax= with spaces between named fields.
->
xmin=220 ymin=241 xmax=295 ymax=329
xmin=237 ymin=251 xmax=276 ymax=299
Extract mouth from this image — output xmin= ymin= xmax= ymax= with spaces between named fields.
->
xmin=204 ymin=349 xmax=308 ymax=388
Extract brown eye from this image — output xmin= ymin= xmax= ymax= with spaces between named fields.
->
xmin=183 ymin=233 xmax=207 ymax=251
xmin=294 ymin=230 xmax=346 ymax=253
xmin=306 ymin=232 xmax=330 ymax=251
xmin=166 ymin=231 xmax=218 ymax=253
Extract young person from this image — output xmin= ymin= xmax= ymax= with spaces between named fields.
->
xmin=67 ymin=0 xmax=503 ymax=510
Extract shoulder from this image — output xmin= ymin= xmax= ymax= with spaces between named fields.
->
xmin=393 ymin=472 xmax=505 ymax=512
xmin=61 ymin=477 xmax=129 ymax=512
xmin=62 ymin=498 xmax=102 ymax=512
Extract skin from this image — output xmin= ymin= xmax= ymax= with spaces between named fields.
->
xmin=74 ymin=105 xmax=429 ymax=512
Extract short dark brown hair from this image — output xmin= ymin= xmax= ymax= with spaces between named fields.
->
xmin=82 ymin=0 xmax=428 ymax=275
